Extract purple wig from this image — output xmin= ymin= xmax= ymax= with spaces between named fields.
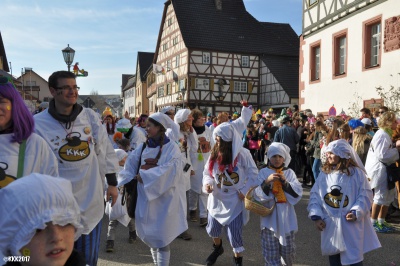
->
xmin=0 ymin=82 xmax=34 ymax=143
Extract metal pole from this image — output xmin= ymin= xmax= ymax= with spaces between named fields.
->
xmin=182 ymin=92 xmax=185 ymax=109
xmin=67 ymin=63 xmax=70 ymax=72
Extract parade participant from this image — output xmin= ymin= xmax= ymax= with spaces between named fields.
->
xmin=189 ymin=109 xmax=213 ymax=226
xmin=34 ymin=71 xmax=119 ymax=266
xmin=160 ymin=106 xmax=180 ymax=143
xmin=0 ymin=173 xmax=86 ymax=266
xmin=0 ymin=77 xmax=58 ymax=189
xmin=273 ymin=116 xmax=299 ymax=172
xmin=254 ymin=142 xmax=302 ymax=266
xmin=308 ymin=139 xmax=381 ymax=266
xmin=203 ymin=122 xmax=259 ymax=266
xmin=365 ymin=111 xmax=400 ymax=233
xmin=105 ymin=149 xmax=136 ymax=252
xmin=119 ymin=112 xmax=187 ymax=266
xmin=136 ymin=114 xmax=148 ymax=136
xmin=174 ymin=108 xmax=198 ymax=240
xmin=103 ymin=115 xmax=118 ymax=148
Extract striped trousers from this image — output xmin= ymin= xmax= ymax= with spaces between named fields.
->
xmin=74 ymin=220 xmax=102 ymax=266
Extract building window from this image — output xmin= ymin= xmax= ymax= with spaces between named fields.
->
xmin=363 ymin=16 xmax=381 ymax=70
xmin=163 ymin=43 xmax=168 ymax=51
xmin=158 ymin=86 xmax=164 ymax=97
xmin=203 ymin=52 xmax=211 ymax=64
xmin=26 ymin=81 xmax=36 ymax=86
xmin=310 ymin=41 xmax=321 ymax=82
xmin=149 ymin=99 xmax=153 ymax=112
xmin=173 ymin=37 xmax=178 ymax=46
xmin=179 ymin=79 xmax=185 ymax=91
xmin=167 ymin=60 xmax=171 ymax=71
xmin=195 ymin=78 xmax=209 ymax=90
xmin=234 ymin=81 xmax=247 ymax=93
xmin=333 ymin=30 xmax=347 ymax=77
xmin=168 ymin=18 xmax=172 ymax=27
xmin=175 ymin=55 xmax=180 ymax=67
xmin=309 ymin=0 xmax=318 ymax=6
xmin=167 ymin=84 xmax=172 ymax=95
xmin=241 ymin=56 xmax=250 ymax=67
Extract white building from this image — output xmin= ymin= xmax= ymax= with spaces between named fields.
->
xmin=121 ymin=74 xmax=136 ymax=117
xmin=299 ymin=0 xmax=400 ymax=115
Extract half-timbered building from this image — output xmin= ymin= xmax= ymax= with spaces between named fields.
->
xmin=135 ymin=52 xmax=154 ymax=116
xmin=299 ymin=0 xmax=400 ymax=114
xmin=149 ymin=0 xmax=299 ymax=114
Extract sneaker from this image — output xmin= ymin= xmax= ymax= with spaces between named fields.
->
xmin=199 ymin=217 xmax=208 ymax=227
xmin=373 ymin=222 xmax=389 ymax=233
xmin=381 ymin=221 xmax=396 ymax=232
xmin=106 ymin=240 xmax=114 ymax=252
xmin=128 ymin=230 xmax=136 ymax=243
xmin=177 ymin=230 xmax=192 ymax=240
xmin=189 ymin=210 xmax=197 ymax=222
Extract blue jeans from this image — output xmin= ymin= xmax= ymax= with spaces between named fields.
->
xmin=312 ymin=158 xmax=321 ymax=180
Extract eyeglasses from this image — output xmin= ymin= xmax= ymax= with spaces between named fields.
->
xmin=54 ymin=85 xmax=80 ymax=91
xmin=378 ymin=111 xmax=385 ymax=114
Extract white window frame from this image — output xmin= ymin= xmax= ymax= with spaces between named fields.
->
xmin=158 ymin=86 xmax=164 ymax=97
xmin=195 ymin=78 xmax=209 ymax=90
xmin=370 ymin=23 xmax=381 ymax=67
xmin=241 ymin=56 xmax=250 ymax=67
xmin=339 ymin=36 xmax=346 ymax=74
xmin=168 ymin=18 xmax=172 ymax=27
xmin=167 ymin=60 xmax=171 ymax=71
xmin=175 ymin=55 xmax=180 ymax=67
xmin=163 ymin=43 xmax=168 ymax=51
xmin=179 ymin=79 xmax=185 ymax=90
xmin=173 ymin=37 xmax=178 ymax=46
xmin=234 ymin=81 xmax=247 ymax=93
xmin=314 ymin=46 xmax=320 ymax=80
xmin=203 ymin=52 xmax=211 ymax=64
xmin=309 ymin=0 xmax=318 ymax=6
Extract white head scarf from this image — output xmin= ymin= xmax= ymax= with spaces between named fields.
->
xmin=213 ymin=122 xmax=243 ymax=163
xmin=174 ymin=109 xmax=190 ymax=124
xmin=0 ymin=174 xmax=82 ymax=259
xmin=160 ymin=106 xmax=174 ymax=114
xmin=114 ymin=149 xmax=128 ymax=161
xmin=116 ymin=118 xmax=132 ymax=129
xmin=267 ymin=142 xmax=291 ymax=167
xmin=149 ymin=112 xmax=175 ymax=130
xmin=324 ymin=139 xmax=366 ymax=174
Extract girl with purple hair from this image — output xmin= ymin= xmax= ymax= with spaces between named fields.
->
xmin=0 ymin=77 xmax=58 ymax=189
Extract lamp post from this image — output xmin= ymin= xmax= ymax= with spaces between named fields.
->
xmin=62 ymin=44 xmax=75 ymax=72
xmin=180 ymin=87 xmax=187 ymax=108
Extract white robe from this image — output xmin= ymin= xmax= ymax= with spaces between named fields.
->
xmin=103 ymin=124 xmax=119 ymax=149
xmin=189 ymin=126 xmax=213 ymax=194
xmin=34 ymin=108 xmax=119 ymax=234
xmin=308 ymin=167 xmax=381 ymax=265
xmin=254 ymin=167 xmax=303 ymax=246
xmin=177 ymin=130 xmax=198 ymax=191
xmin=365 ymin=129 xmax=399 ymax=189
xmin=130 ymin=127 xmax=147 ymax=150
xmin=119 ymin=141 xmax=188 ymax=248
xmin=0 ymin=133 xmax=59 ymax=188
xmin=203 ymin=148 xmax=259 ymax=226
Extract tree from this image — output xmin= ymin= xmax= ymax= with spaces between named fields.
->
xmin=347 ymin=92 xmax=363 ymax=118
xmin=90 ymin=89 xmax=99 ymax=95
xmin=376 ymin=85 xmax=400 ymax=115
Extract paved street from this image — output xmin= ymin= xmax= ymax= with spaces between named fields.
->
xmin=98 ymin=186 xmax=400 ymax=266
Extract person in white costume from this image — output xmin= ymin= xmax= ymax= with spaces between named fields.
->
xmin=0 ymin=173 xmax=86 ymax=266
xmin=254 ymin=142 xmax=303 ymax=266
xmin=103 ymin=115 xmax=118 ymax=149
xmin=160 ymin=106 xmax=180 ymax=143
xmin=189 ymin=109 xmax=214 ymax=227
xmin=174 ymin=108 xmax=198 ymax=240
xmin=308 ymin=139 xmax=381 ymax=266
xmin=0 ymin=77 xmax=58 ymax=189
xmin=118 ymin=112 xmax=188 ymax=266
xmin=34 ymin=71 xmax=119 ymax=266
xmin=203 ymin=122 xmax=259 ymax=266
xmin=365 ymin=111 xmax=400 ymax=233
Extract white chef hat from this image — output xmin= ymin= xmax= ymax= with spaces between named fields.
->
xmin=114 ymin=149 xmax=128 ymax=162
xmin=116 ymin=118 xmax=132 ymax=129
xmin=213 ymin=122 xmax=243 ymax=163
xmin=267 ymin=142 xmax=291 ymax=167
xmin=324 ymin=139 xmax=366 ymax=173
xmin=361 ymin=118 xmax=372 ymax=126
xmin=160 ymin=106 xmax=175 ymax=114
xmin=174 ymin=109 xmax=190 ymax=124
xmin=149 ymin=112 xmax=175 ymax=130
xmin=0 ymin=173 xmax=83 ymax=259
xmin=272 ymin=120 xmax=280 ymax=127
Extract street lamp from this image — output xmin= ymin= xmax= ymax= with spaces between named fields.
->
xmin=180 ymin=87 xmax=187 ymax=108
xmin=62 ymin=44 xmax=75 ymax=72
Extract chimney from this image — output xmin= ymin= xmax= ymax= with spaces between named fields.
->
xmin=215 ymin=0 xmax=222 ymax=10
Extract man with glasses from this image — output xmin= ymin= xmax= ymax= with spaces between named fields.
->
xmin=34 ymin=71 xmax=119 ymax=266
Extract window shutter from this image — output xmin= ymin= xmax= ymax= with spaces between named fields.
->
xmin=247 ymin=81 xmax=253 ymax=93
xmin=230 ymin=80 xmax=234 ymax=92
xmin=191 ymin=77 xmax=196 ymax=90
xmin=210 ymin=79 xmax=214 ymax=91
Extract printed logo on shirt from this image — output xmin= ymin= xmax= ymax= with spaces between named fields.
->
xmin=324 ymin=185 xmax=349 ymax=208
xmin=58 ymin=132 xmax=90 ymax=162
xmin=0 ymin=162 xmax=16 ymax=189
xmin=217 ymin=172 xmax=239 ymax=186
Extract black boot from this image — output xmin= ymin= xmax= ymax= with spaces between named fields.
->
xmin=206 ymin=240 xmax=224 ymax=266
xmin=233 ymin=256 xmax=243 ymax=266
xmin=128 ymin=230 xmax=136 ymax=243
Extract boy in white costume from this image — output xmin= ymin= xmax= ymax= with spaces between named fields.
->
xmin=308 ymin=139 xmax=381 ymax=266
xmin=0 ymin=173 xmax=86 ymax=266
xmin=160 ymin=106 xmax=180 ymax=143
xmin=189 ymin=109 xmax=214 ymax=226
xmin=119 ymin=112 xmax=188 ymax=266
xmin=254 ymin=142 xmax=303 ymax=266
xmin=203 ymin=122 xmax=259 ymax=266
xmin=34 ymin=71 xmax=119 ymax=266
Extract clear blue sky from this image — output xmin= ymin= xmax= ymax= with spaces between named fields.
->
xmin=1 ymin=0 xmax=302 ymax=95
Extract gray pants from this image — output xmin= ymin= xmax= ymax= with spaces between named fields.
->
xmin=107 ymin=219 xmax=135 ymax=241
